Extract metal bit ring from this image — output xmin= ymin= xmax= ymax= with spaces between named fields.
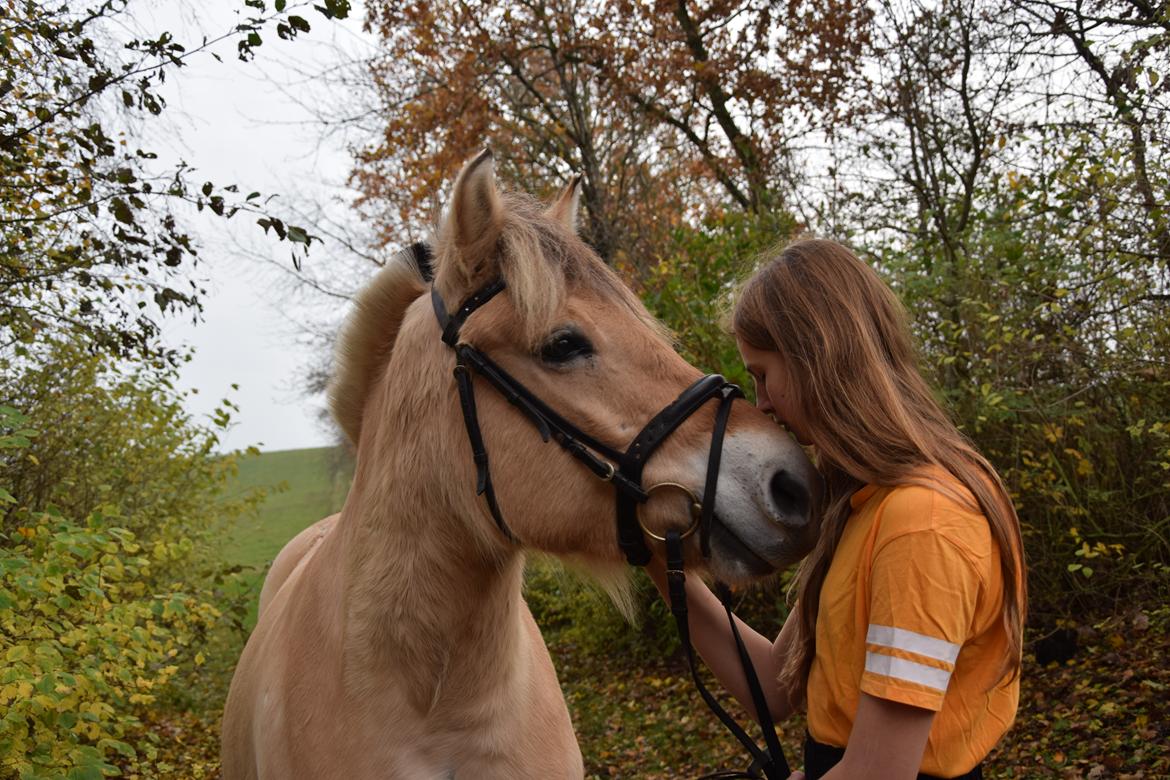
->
xmin=636 ymin=482 xmax=702 ymax=542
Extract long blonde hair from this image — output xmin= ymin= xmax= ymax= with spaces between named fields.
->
xmin=731 ymin=238 xmax=1026 ymax=697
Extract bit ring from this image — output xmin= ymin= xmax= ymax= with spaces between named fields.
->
xmin=636 ymin=482 xmax=702 ymax=542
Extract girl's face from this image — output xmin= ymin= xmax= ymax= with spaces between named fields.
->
xmin=736 ymin=336 xmax=813 ymax=447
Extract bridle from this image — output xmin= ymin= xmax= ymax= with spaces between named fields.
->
xmin=418 ymin=242 xmax=791 ymax=779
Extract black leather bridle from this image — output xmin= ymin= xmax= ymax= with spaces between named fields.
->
xmin=418 ymin=242 xmax=791 ymax=779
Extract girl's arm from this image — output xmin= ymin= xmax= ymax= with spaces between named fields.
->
xmin=816 ymin=693 xmax=934 ymax=780
xmin=646 ymin=562 xmax=934 ymax=780
xmin=645 ymin=559 xmax=801 ymax=721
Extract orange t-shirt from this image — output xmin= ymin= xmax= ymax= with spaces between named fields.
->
xmin=805 ymin=471 xmax=1020 ymax=776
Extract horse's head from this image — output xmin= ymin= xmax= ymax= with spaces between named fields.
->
xmin=331 ymin=151 xmax=819 ymax=583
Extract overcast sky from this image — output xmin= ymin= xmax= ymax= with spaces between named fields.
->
xmin=140 ymin=2 xmax=376 ymax=453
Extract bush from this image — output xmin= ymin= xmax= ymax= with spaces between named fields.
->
xmin=0 ymin=341 xmax=263 ymax=556
xmin=633 ymin=208 xmax=798 ymax=389
xmin=633 ymin=197 xmax=1170 ymax=626
xmin=0 ymin=508 xmax=221 ymax=780
xmin=879 ymin=181 xmax=1170 ymax=621
xmin=0 ymin=357 xmax=260 ymax=778
xmin=525 ymin=558 xmax=681 ymax=662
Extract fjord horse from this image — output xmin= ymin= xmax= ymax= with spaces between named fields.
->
xmin=221 ymin=150 xmax=818 ymax=779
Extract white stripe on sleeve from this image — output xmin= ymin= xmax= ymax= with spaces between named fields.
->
xmin=866 ymin=624 xmax=961 ymax=665
xmin=864 ymin=651 xmax=953 ymax=692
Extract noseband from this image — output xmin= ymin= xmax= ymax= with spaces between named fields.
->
xmin=419 ymin=242 xmax=790 ymax=779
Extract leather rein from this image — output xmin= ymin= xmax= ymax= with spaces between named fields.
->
xmin=418 ymin=242 xmax=791 ymax=779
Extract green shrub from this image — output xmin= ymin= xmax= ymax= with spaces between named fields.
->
xmin=637 ymin=211 xmax=797 ymax=385
xmin=879 ymin=183 xmax=1170 ymax=620
xmin=0 ymin=359 xmax=260 ymax=778
xmin=631 ymin=196 xmax=1170 ymax=626
xmin=525 ymin=558 xmax=682 ymax=662
xmin=0 ymin=509 xmax=221 ymax=780
xmin=0 ymin=341 xmax=264 ymax=557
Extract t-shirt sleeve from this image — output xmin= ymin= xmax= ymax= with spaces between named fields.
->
xmin=860 ymin=529 xmax=982 ymax=711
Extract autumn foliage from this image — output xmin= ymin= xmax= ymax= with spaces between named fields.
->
xmin=355 ymin=0 xmax=870 ymax=264
xmin=354 ymin=0 xmax=1170 ymax=628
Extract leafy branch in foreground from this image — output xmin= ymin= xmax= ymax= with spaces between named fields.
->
xmin=0 ymin=0 xmax=349 ymax=367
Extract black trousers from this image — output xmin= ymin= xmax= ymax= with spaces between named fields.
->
xmin=804 ymin=734 xmax=984 ymax=780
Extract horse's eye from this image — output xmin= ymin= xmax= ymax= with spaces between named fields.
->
xmin=541 ymin=328 xmax=593 ymax=364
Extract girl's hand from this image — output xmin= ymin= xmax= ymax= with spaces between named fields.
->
xmin=787 ymin=772 xmax=805 ymax=779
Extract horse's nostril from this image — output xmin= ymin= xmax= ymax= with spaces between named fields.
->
xmin=769 ymin=470 xmax=810 ymax=525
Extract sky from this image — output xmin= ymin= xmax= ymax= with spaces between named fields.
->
xmin=141 ymin=2 xmax=376 ymax=453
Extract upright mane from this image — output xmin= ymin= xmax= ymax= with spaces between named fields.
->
xmin=328 ymin=247 xmax=428 ymax=446
xmin=435 ymin=190 xmax=666 ymax=349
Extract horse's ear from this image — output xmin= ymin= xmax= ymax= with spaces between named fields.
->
xmin=546 ymin=174 xmax=582 ymax=233
xmin=438 ymin=149 xmax=503 ymax=288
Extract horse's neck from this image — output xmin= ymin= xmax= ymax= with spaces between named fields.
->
xmin=336 ymin=454 xmax=526 ymax=715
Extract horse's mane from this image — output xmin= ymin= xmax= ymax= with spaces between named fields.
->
xmin=328 ymin=247 xmax=428 ymax=446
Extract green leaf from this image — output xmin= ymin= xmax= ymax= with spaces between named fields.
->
xmin=97 ymin=738 xmax=136 ymax=759
xmin=315 ymin=0 xmax=350 ymax=19
xmin=110 ymin=198 xmax=134 ymax=225
xmin=66 ymin=766 xmax=104 ymax=780
xmin=287 ymin=225 xmax=310 ymax=245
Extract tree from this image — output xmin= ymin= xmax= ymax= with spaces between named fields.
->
xmin=595 ymin=0 xmax=872 ymax=213
xmin=1012 ymin=0 xmax=1170 ymax=259
xmin=355 ymin=0 xmax=872 ymax=266
xmin=827 ymin=0 xmax=1170 ymax=617
xmin=0 ymin=0 xmax=350 ymax=367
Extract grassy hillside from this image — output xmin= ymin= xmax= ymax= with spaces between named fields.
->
xmin=223 ymin=446 xmax=352 ymax=569
xmin=216 ymin=445 xmax=353 ymax=631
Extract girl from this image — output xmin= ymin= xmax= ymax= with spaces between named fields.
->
xmin=649 ymin=238 xmax=1026 ymax=779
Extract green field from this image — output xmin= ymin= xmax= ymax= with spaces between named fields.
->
xmin=217 ymin=446 xmax=353 ymax=630
xmin=223 ymin=445 xmax=353 ymax=569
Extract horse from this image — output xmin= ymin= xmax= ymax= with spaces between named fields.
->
xmin=220 ymin=149 xmax=819 ymax=780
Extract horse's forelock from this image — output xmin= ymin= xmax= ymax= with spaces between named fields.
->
xmin=495 ymin=192 xmax=672 ymax=349
xmin=497 ymin=196 xmax=568 ymax=349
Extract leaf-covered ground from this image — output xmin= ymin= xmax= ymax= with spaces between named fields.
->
xmin=556 ymin=605 xmax=1169 ymax=779
xmin=983 ymin=608 xmax=1169 ymax=779
xmin=154 ymin=604 xmax=1168 ymax=779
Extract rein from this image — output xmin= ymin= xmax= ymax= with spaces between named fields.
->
xmin=420 ymin=242 xmax=791 ymax=779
